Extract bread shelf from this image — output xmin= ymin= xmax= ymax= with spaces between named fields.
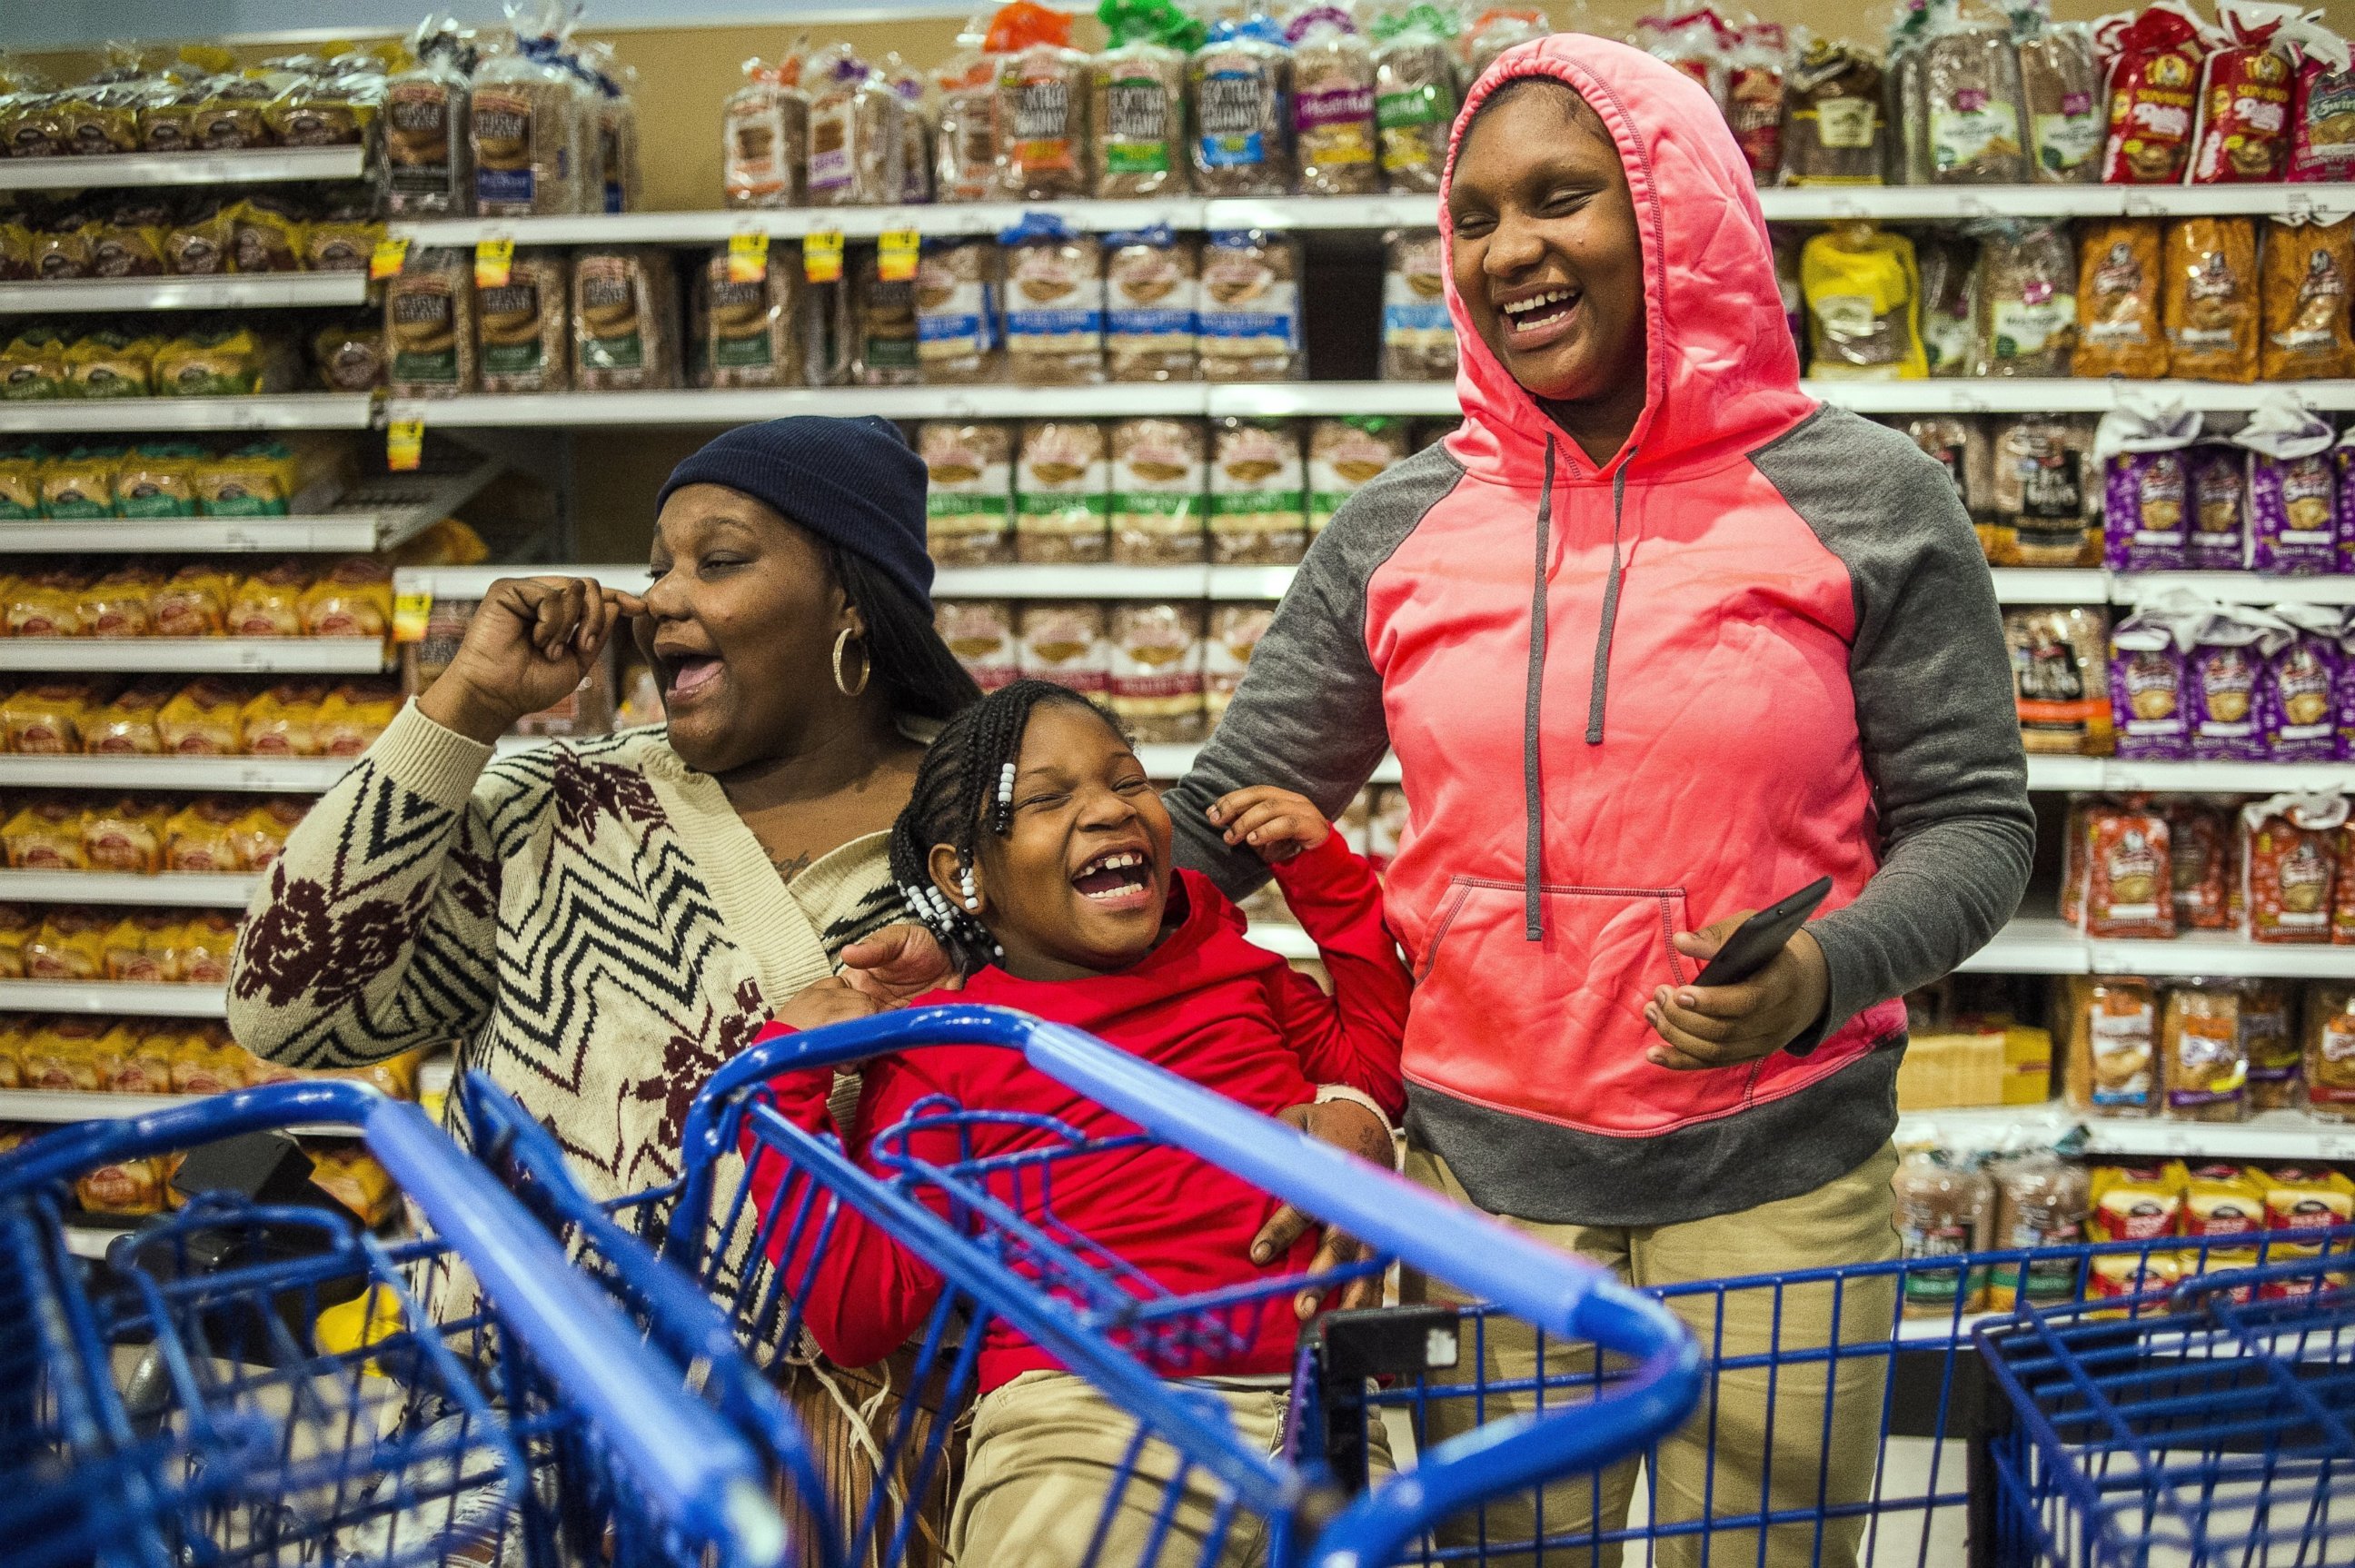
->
xmin=0 ymin=980 xmax=227 ymax=1017
xmin=0 ymin=395 xmax=375 ymax=435
xmin=0 ymin=273 xmax=367 ymax=314
xmin=1899 ymin=1099 xmax=2355 ymax=1160
xmin=2107 ymin=572 xmax=2355 ymax=605
xmin=2023 ymin=759 xmax=2355 ymax=794
xmin=1958 ymin=917 xmax=2092 ymax=975
xmin=0 ymin=1088 xmax=353 ymax=1137
xmin=1131 ymin=743 xmax=1399 ymax=785
xmin=386 ymin=382 xmax=1211 ymax=427
xmin=0 ymin=147 xmax=367 ymax=193
xmin=0 ymin=869 xmax=260 ymax=906
xmin=0 ymin=755 xmax=354 ymax=791
xmin=0 ymin=640 xmax=389 ymax=674
xmin=0 ymin=461 xmax=502 ymax=555
xmin=1805 ymin=380 xmax=2355 ymax=414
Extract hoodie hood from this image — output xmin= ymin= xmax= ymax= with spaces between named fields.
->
xmin=1438 ymin=35 xmax=1813 ymax=483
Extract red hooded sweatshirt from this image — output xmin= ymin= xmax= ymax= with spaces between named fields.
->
xmin=1167 ymin=36 xmax=2032 ymax=1229
xmin=742 ymin=831 xmax=1407 ymax=1392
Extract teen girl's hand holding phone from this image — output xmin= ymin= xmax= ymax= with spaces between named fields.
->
xmin=1644 ymin=894 xmax=1833 ymax=1071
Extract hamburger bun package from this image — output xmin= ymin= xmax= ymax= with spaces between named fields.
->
xmin=2235 ymin=402 xmax=2340 ymax=576
xmin=2187 ymin=605 xmax=2280 ymax=762
xmin=2239 ymin=790 xmax=2347 ymax=944
xmin=2184 ymin=443 xmax=2246 ymax=571
xmin=2108 ymin=599 xmax=2198 ymax=761
xmin=2097 ymin=406 xmax=2202 ymax=572
xmin=2258 ymin=604 xmax=2341 ymax=762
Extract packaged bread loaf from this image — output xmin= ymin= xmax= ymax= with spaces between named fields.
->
xmin=1780 ymin=36 xmax=1883 ymax=185
xmin=937 ymin=599 xmax=1020 ymax=693
xmin=1107 ymin=600 xmax=1206 ymax=742
xmin=1017 ymin=601 xmax=1109 ymax=697
xmin=1206 ymin=601 xmax=1277 ymax=725
xmin=853 ymin=247 xmax=920 ymax=387
xmin=157 ymin=677 xmax=245 ymax=754
xmin=2006 ymin=606 xmax=2112 ymax=755
xmin=2169 ymin=799 xmax=2234 ymax=930
xmin=1893 ymin=1146 xmax=1994 ymax=1318
xmin=2190 ymin=4 xmax=2297 ymax=184
xmin=1308 ymin=417 xmax=1406 ymax=533
xmin=1002 ymin=217 xmax=1104 ymax=385
xmin=806 ymin=44 xmax=905 ymax=206
xmin=2240 ymin=979 xmax=2301 ymax=1111
xmin=1199 ymin=230 xmax=1303 ymax=382
xmin=2261 ymin=217 xmax=2355 ymax=382
xmin=1905 ymin=416 xmax=1993 ymax=523
xmin=1987 ymin=415 xmax=2093 ymax=567
xmin=4 ymin=798 xmax=89 ymax=867
xmin=1382 ymin=229 xmax=1455 ymax=382
xmin=2074 ymin=220 xmax=2167 ymax=379
xmin=692 ymin=246 xmax=799 ymax=390
xmin=573 ymin=248 xmax=679 ymax=392
xmin=1721 ymin=23 xmax=1787 ymax=184
xmin=919 ymin=422 xmax=1016 ymax=566
xmin=1190 ymin=20 xmax=1294 ymax=196
xmin=1800 ymin=224 xmax=1925 ymax=380
xmin=1091 ymin=3 xmax=1192 ymax=198
xmin=80 ymin=563 xmax=160 ymax=638
xmin=2164 ymin=217 xmax=2260 ymax=383
xmin=2068 ymin=978 xmax=2160 ymax=1116
xmin=1288 ymin=5 xmax=1379 ymax=196
xmin=382 ymin=17 xmax=472 ymax=216
xmin=2165 ymin=985 xmax=2250 ymax=1123
xmin=1922 ymin=0 xmax=2028 ymax=183
xmin=1985 ymin=1154 xmax=2091 ymax=1309
xmin=313 ymin=316 xmax=386 ymax=393
xmin=1109 ymin=417 xmax=1206 ymax=565
xmin=2 ymin=680 xmax=97 ymax=754
xmin=722 ymin=57 xmax=806 ymax=209
xmin=992 ymin=5 xmax=1091 ymax=200
xmin=1015 ymin=419 xmax=1109 ymax=563
xmin=2101 ymin=2 xmax=2206 ymax=183
xmin=86 ymin=799 xmax=166 ymax=876
xmin=1211 ymin=417 xmax=1307 ymax=565
xmin=2184 ymin=444 xmax=2246 ymax=571
xmin=2069 ymin=796 xmax=2172 ymax=939
xmin=1916 ymin=235 xmax=1979 ymax=377
xmin=1370 ymin=7 xmax=1458 ymax=194
xmin=2290 ymin=41 xmax=2355 ymax=183
xmin=883 ymin=58 xmax=932 ymax=205
xmin=933 ymin=39 xmax=1004 ymax=201
xmin=1977 ymin=223 xmax=2077 ymax=377
xmin=472 ymin=10 xmax=589 ymax=215
xmin=2016 ymin=18 xmax=2101 ymax=182
xmin=2240 ymin=792 xmax=2344 ymax=944
xmin=385 ymin=246 xmax=475 ymax=398
xmin=1104 ymin=228 xmax=1198 ymax=382
xmin=475 ymin=248 xmax=568 ymax=394
xmin=2305 ymin=983 xmax=2355 ymax=1122
xmin=915 ymin=238 xmax=1003 ymax=384
xmin=591 ymin=47 xmax=643 ymax=213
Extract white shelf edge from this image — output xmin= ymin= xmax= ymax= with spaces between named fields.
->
xmin=0 ymin=1087 xmax=357 ymax=1136
xmin=0 ymin=869 xmax=259 ymax=906
xmin=0 ymin=146 xmax=366 ymax=192
xmin=0 ymin=755 xmax=356 ymax=792
xmin=0 ymin=273 xmax=366 ymax=314
xmin=2024 ymin=759 xmax=2355 ymax=794
xmin=0 ymin=981 xmax=228 ymax=1017
xmin=0 ymin=395 xmax=375 ymax=435
xmin=0 ymin=640 xmax=389 ymax=674
xmin=1895 ymin=1099 xmax=2355 ymax=1160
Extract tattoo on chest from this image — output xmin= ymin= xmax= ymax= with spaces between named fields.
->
xmin=771 ymin=850 xmax=813 ymax=887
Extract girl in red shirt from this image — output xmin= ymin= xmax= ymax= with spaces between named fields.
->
xmin=749 ymin=679 xmax=1410 ymax=1568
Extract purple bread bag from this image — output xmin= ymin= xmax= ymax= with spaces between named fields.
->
xmin=2187 ymin=613 xmax=2270 ymax=761
xmin=2104 ymin=449 xmax=2190 ymax=572
xmin=2109 ymin=610 xmax=2191 ymax=760
xmin=2266 ymin=633 xmax=2340 ymax=760
xmin=2336 ymin=433 xmax=2355 ymax=573
xmin=2251 ymin=452 xmax=2339 ymax=576
xmin=2185 ymin=444 xmax=2247 ymax=571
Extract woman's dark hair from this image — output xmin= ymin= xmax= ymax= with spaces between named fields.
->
xmin=1457 ymin=74 xmax=1606 ymax=153
xmin=821 ymin=542 xmax=981 ymax=723
xmin=886 ymin=679 xmax=1128 ymax=973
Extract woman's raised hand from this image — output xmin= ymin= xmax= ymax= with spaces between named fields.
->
xmin=418 ymin=576 xmax=646 ymax=745
xmin=1645 ymin=912 xmax=1832 ymax=1071
xmin=838 ymin=923 xmax=964 ymax=1004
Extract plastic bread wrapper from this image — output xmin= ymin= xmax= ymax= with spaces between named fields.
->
xmin=2230 ymin=394 xmax=2338 ymax=461
xmin=2240 ymin=786 xmax=2352 ymax=838
xmin=2093 ymin=402 xmax=2204 ymax=463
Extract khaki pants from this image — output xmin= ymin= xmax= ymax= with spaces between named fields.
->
xmin=950 ymin=1370 xmax=1392 ymax=1568
xmin=780 ymin=1345 xmax=968 ymax=1568
xmin=1403 ymin=1141 xmax=1902 ymax=1568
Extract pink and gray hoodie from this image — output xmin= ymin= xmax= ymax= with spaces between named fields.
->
xmin=1167 ymin=35 xmax=2033 ymax=1228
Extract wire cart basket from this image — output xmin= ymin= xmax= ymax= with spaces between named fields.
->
xmin=508 ymin=1002 xmax=1706 ymax=1568
xmin=0 ymin=1078 xmax=798 ymax=1568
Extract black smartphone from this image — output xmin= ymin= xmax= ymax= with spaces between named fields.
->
xmin=1692 ymin=876 xmax=1834 ymax=987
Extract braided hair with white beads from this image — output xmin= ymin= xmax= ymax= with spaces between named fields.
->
xmin=887 ymin=679 xmax=1130 ymax=975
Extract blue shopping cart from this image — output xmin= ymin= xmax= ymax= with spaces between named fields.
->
xmin=467 ymin=1002 xmax=1704 ymax=1568
xmin=0 ymin=1078 xmax=808 ymax=1568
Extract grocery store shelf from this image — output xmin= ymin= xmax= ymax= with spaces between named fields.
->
xmin=391 ymin=197 xmax=1195 ymax=247
xmin=0 ymin=980 xmax=227 ymax=1017
xmin=2089 ymin=935 xmax=2355 ymax=978
xmin=1960 ymin=917 xmax=2089 ymax=975
xmin=0 ymin=639 xmax=389 ymax=674
xmin=2024 ymin=758 xmax=2355 ymax=794
xmin=0 ymin=1088 xmax=356 ymax=1137
xmin=1896 ymin=1099 xmax=2355 ymax=1161
xmin=1132 ymin=744 xmax=1399 ymax=785
xmin=926 ymin=563 xmax=1303 ymax=600
xmin=0 ymin=146 xmax=367 ymax=192
xmin=0 ymin=869 xmax=260 ymax=906
xmin=1757 ymin=183 xmax=2355 ymax=223
xmin=395 ymin=561 xmax=639 ymax=599
xmin=1804 ymin=380 xmax=2355 ymax=414
xmin=1989 ymin=570 xmax=2107 ymax=604
xmin=0 ymin=394 xmax=374 ymax=435
xmin=2110 ymin=571 xmax=2355 ymax=606
xmin=0 ymin=755 xmax=354 ymax=791
xmin=387 ymin=382 xmax=1210 ymax=427
xmin=0 ymin=273 xmax=366 ymax=313
xmin=1204 ymin=382 xmax=1457 ymax=418
xmin=0 ymin=460 xmax=501 ymax=555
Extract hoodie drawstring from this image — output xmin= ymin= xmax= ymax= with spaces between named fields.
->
xmin=1523 ymin=439 xmax=1555 ymax=941
xmin=1524 ymin=449 xmax=1631 ymax=944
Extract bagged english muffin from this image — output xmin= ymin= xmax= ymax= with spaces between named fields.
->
xmin=1210 ymin=416 xmax=1307 ymax=565
xmin=920 ymin=422 xmax=1016 ymax=565
xmin=1109 ymin=416 xmax=1206 ymax=564
xmin=573 ymin=247 xmax=679 ymax=392
xmin=1308 ymin=416 xmax=1406 ymax=532
xmin=2261 ymin=216 xmax=2355 ymax=382
xmin=693 ymin=248 xmax=800 ymax=390
xmin=385 ymin=245 xmax=477 ymax=399
xmin=477 ymin=248 xmax=569 ymax=394
xmin=1015 ymin=419 xmax=1110 ymax=563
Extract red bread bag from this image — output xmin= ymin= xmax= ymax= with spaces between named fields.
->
xmin=2102 ymin=0 xmax=2209 ymax=183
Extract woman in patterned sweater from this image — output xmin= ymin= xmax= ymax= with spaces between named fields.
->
xmin=226 ymin=415 xmax=978 ymax=1198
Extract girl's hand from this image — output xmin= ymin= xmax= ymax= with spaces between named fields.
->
xmin=1250 ymin=1098 xmax=1391 ymax=1319
xmin=418 ymin=577 xmax=645 ymax=744
xmin=838 ymin=923 xmax=964 ymax=1005
xmin=1644 ymin=913 xmax=1830 ymax=1071
xmin=776 ymin=976 xmax=885 ymax=1033
xmin=1206 ymin=786 xmax=1331 ymax=865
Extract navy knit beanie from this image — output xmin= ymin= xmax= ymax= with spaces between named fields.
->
xmin=656 ymin=415 xmax=934 ymax=610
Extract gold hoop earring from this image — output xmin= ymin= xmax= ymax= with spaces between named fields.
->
xmin=832 ymin=628 xmax=871 ymax=698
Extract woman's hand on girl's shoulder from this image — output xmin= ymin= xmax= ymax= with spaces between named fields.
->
xmin=776 ymin=975 xmax=886 ymax=1033
xmin=838 ymin=923 xmax=963 ymax=1005
xmin=1206 ymin=786 xmax=1330 ymax=865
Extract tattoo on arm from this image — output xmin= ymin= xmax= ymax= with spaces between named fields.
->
xmin=772 ymin=850 xmax=812 ymax=887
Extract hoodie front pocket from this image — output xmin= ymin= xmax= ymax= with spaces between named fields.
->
xmin=1407 ymin=877 xmax=1758 ymax=1136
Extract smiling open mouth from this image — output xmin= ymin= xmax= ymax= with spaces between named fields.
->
xmin=1502 ymin=289 xmax=1579 ymax=332
xmin=665 ymin=655 xmax=722 ymax=700
xmin=1071 ymin=849 xmax=1152 ymax=901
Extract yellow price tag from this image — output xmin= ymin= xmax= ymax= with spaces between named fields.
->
xmin=368 ymin=235 xmax=410 ymax=281
xmin=473 ymin=236 xmax=514 ymax=289
xmin=387 ymin=418 xmax=424 ymax=474
xmin=392 ymin=589 xmax=434 ymax=643
xmin=802 ymin=229 xmax=844 ymax=284
xmin=728 ymin=230 xmax=770 ymax=284
xmin=877 ymin=229 xmax=919 ymax=283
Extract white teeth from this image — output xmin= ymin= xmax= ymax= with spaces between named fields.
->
xmin=1502 ymin=290 xmax=1575 ymax=319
